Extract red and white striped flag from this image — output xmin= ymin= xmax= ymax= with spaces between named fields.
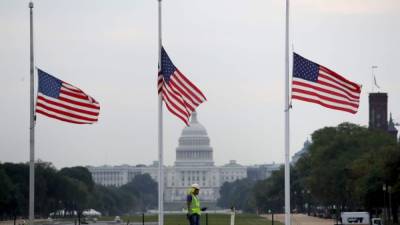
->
xmin=158 ymin=47 xmax=206 ymax=125
xmin=36 ymin=69 xmax=100 ymax=124
xmin=291 ymin=53 xmax=362 ymax=114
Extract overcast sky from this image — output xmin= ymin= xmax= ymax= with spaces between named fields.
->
xmin=1 ymin=0 xmax=399 ymax=169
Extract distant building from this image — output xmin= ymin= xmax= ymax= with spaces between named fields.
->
xmin=369 ymin=93 xmax=388 ymax=131
xmin=88 ymin=163 xmax=158 ymax=187
xmin=291 ymin=139 xmax=311 ymax=165
xmin=388 ymin=113 xmax=399 ymax=140
xmin=88 ymin=112 xmax=247 ymax=204
xmin=368 ymin=92 xmax=399 ymax=140
xmin=246 ymin=163 xmax=281 ymax=181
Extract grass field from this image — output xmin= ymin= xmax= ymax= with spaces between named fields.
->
xmin=99 ymin=214 xmax=283 ymax=225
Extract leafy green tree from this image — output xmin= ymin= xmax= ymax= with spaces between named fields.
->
xmin=0 ymin=167 xmax=14 ymax=218
xmin=34 ymin=161 xmax=59 ymax=217
xmin=59 ymin=167 xmax=94 ymax=191
xmin=289 ymin=122 xmax=400 ymax=222
xmin=383 ymin=146 xmax=400 ymax=223
xmin=253 ymin=167 xmax=284 ymax=213
xmin=217 ymin=178 xmax=256 ymax=212
xmin=305 ymin=123 xmax=397 ymax=210
xmin=254 ymin=122 xmax=399 ymax=220
xmin=120 ymin=174 xmax=157 ymax=211
xmin=351 ymin=144 xmax=400 ymax=222
xmin=1 ymin=163 xmax=30 ymax=218
xmin=0 ymin=162 xmax=141 ymax=218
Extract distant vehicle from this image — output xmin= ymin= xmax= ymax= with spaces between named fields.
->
xmin=81 ymin=218 xmax=89 ymax=224
xmin=81 ymin=217 xmax=98 ymax=224
xmin=114 ymin=216 xmax=121 ymax=223
xmin=340 ymin=212 xmax=382 ymax=225
xmin=371 ymin=218 xmax=382 ymax=225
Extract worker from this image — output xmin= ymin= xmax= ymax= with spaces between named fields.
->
xmin=186 ymin=183 xmax=206 ymax=225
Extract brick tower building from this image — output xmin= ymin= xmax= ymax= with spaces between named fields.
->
xmin=369 ymin=92 xmax=388 ymax=130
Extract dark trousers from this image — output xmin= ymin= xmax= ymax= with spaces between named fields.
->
xmin=189 ymin=214 xmax=200 ymax=225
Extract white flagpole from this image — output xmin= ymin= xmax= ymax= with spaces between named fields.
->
xmin=29 ymin=2 xmax=36 ymax=225
xmin=284 ymin=0 xmax=291 ymax=225
xmin=157 ymin=1 xmax=164 ymax=225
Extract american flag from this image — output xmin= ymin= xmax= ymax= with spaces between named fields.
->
xmin=36 ymin=69 xmax=100 ymax=124
xmin=291 ymin=53 xmax=362 ymax=114
xmin=158 ymin=47 xmax=206 ymax=125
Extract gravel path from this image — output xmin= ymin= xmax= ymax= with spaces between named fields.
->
xmin=262 ymin=213 xmax=336 ymax=225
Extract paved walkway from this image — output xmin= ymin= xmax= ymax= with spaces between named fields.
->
xmin=262 ymin=213 xmax=336 ymax=225
xmin=0 ymin=220 xmax=51 ymax=225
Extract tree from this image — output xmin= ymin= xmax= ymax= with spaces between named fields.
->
xmin=34 ymin=161 xmax=59 ymax=217
xmin=1 ymin=163 xmax=30 ymax=219
xmin=217 ymin=178 xmax=256 ymax=212
xmin=253 ymin=167 xmax=285 ymax=213
xmin=383 ymin=146 xmax=400 ymax=223
xmin=292 ymin=122 xmax=399 ymax=220
xmin=59 ymin=167 xmax=94 ymax=191
xmin=254 ymin=122 xmax=400 ymax=219
xmin=120 ymin=174 xmax=157 ymax=211
xmin=0 ymin=162 xmax=148 ymax=218
xmin=0 ymin=167 xmax=14 ymax=219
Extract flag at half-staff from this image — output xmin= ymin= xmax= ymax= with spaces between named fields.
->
xmin=36 ymin=69 xmax=100 ymax=124
xmin=158 ymin=47 xmax=206 ymax=125
xmin=291 ymin=53 xmax=362 ymax=114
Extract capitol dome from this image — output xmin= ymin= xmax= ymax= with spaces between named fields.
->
xmin=181 ymin=112 xmax=208 ymax=136
xmin=175 ymin=111 xmax=214 ymax=166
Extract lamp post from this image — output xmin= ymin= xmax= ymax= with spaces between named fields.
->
xmin=388 ymin=186 xmax=392 ymax=223
xmin=58 ymin=200 xmax=62 ymax=218
xmin=301 ymin=190 xmax=305 ymax=213
xmin=268 ymin=209 xmax=274 ymax=225
xmin=306 ymin=190 xmax=311 ymax=216
xmin=383 ymin=184 xmax=387 ymax=224
xmin=294 ymin=191 xmax=297 ymax=213
xmin=301 ymin=189 xmax=309 ymax=214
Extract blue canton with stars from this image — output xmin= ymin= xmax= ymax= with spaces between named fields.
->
xmin=293 ymin=53 xmax=320 ymax=82
xmin=38 ymin=69 xmax=62 ymax=98
xmin=161 ymin=47 xmax=177 ymax=83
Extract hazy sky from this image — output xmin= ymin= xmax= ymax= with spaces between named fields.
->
xmin=1 ymin=0 xmax=399 ymax=169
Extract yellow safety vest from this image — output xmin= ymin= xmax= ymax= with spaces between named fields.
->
xmin=189 ymin=194 xmax=201 ymax=215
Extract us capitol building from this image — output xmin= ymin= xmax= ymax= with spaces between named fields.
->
xmin=88 ymin=112 xmax=249 ymax=204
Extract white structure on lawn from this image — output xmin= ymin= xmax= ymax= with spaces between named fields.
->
xmin=88 ymin=112 xmax=247 ymax=203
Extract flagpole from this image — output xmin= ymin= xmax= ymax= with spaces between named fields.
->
xmin=157 ymin=0 xmax=164 ymax=225
xmin=371 ymin=65 xmax=378 ymax=92
xmin=284 ymin=0 xmax=291 ymax=224
xmin=29 ymin=2 xmax=36 ymax=225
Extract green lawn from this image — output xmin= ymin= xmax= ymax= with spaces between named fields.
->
xmin=100 ymin=214 xmax=282 ymax=225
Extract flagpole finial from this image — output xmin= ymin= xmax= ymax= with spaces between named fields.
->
xmin=29 ymin=2 xmax=34 ymax=8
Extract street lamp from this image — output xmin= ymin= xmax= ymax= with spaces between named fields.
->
xmin=305 ymin=190 xmax=311 ymax=216
xmin=301 ymin=190 xmax=305 ymax=213
xmin=268 ymin=209 xmax=274 ymax=225
xmin=294 ymin=191 xmax=297 ymax=213
xmin=388 ymin=186 xmax=392 ymax=223
xmin=382 ymin=184 xmax=387 ymax=224
xmin=58 ymin=200 xmax=62 ymax=218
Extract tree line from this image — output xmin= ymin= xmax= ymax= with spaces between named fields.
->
xmin=218 ymin=123 xmax=400 ymax=223
xmin=0 ymin=163 xmax=157 ymax=221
